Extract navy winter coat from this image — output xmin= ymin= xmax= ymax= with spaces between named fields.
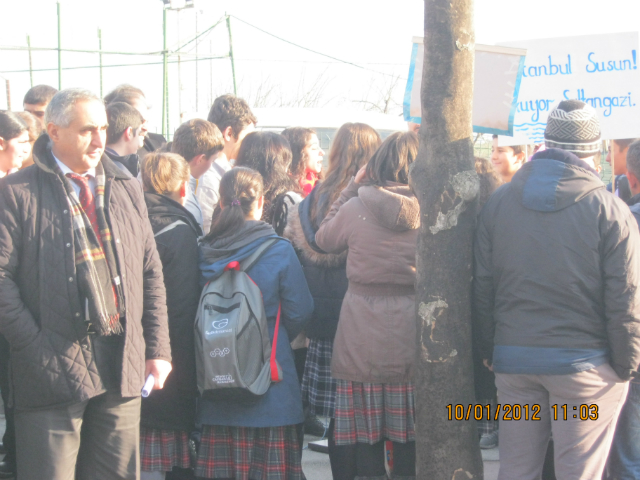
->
xmin=198 ymin=234 xmax=313 ymax=427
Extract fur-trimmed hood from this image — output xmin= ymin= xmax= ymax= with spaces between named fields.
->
xmin=284 ymin=194 xmax=347 ymax=268
xmin=358 ymin=183 xmax=420 ymax=231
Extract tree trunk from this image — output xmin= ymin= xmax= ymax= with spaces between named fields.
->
xmin=409 ymin=0 xmax=483 ymax=479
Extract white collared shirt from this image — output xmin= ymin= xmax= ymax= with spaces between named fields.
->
xmin=53 ymin=154 xmax=97 ymax=197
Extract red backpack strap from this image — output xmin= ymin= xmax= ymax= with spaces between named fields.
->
xmin=270 ymin=303 xmax=282 ymax=382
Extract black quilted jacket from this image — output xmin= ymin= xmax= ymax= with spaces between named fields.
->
xmin=0 ymin=135 xmax=171 ymax=410
xmin=141 ymin=192 xmax=201 ymax=431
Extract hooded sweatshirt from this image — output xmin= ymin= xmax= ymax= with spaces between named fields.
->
xmin=474 ymin=148 xmax=640 ymax=379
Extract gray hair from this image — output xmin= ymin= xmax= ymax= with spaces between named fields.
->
xmin=627 ymin=140 xmax=640 ymax=179
xmin=44 ymin=88 xmax=103 ymax=128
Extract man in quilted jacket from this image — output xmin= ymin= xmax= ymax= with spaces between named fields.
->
xmin=0 ymin=88 xmax=172 ymax=480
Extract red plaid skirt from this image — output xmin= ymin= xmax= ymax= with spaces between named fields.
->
xmin=140 ymin=427 xmax=191 ymax=472
xmin=194 ymin=425 xmax=303 ymax=480
xmin=334 ymin=380 xmax=415 ymax=446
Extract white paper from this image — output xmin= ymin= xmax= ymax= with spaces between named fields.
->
xmin=141 ymin=374 xmax=155 ymax=398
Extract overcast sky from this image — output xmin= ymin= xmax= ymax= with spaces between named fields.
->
xmin=0 ymin=0 xmax=638 ymax=133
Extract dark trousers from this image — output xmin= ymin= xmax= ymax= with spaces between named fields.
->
xmin=15 ymin=392 xmax=141 ymax=480
xmin=293 ymin=347 xmax=308 ymax=457
xmin=327 ymin=419 xmax=416 ymax=480
xmin=0 ymin=335 xmax=15 ymax=471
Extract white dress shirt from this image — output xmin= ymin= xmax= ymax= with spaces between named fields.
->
xmin=53 ymin=154 xmax=97 ymax=197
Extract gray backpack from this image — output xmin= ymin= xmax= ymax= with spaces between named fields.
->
xmin=195 ymin=238 xmax=283 ymax=400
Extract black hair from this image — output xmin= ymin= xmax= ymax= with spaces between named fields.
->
xmin=0 ymin=111 xmax=28 ymax=141
xmin=23 ymin=85 xmax=58 ymax=105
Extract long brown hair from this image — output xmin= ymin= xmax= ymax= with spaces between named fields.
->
xmin=311 ymin=123 xmax=380 ymax=226
xmin=205 ymin=167 xmax=264 ymax=241
xmin=281 ymin=127 xmax=320 ymax=184
xmin=365 ymin=131 xmax=418 ymax=186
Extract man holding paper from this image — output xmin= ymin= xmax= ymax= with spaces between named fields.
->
xmin=0 ymin=88 xmax=172 ymax=480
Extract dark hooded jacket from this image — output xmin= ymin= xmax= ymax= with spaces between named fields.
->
xmin=198 ymin=222 xmax=313 ymax=427
xmin=141 ymin=193 xmax=202 ymax=431
xmin=627 ymin=193 xmax=640 ymax=227
xmin=283 ymin=186 xmax=348 ymax=339
xmin=473 ymin=149 xmax=640 ymax=380
xmin=0 ymin=135 xmax=171 ymax=410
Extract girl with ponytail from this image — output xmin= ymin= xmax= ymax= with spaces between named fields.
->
xmin=196 ymin=167 xmax=313 ymax=480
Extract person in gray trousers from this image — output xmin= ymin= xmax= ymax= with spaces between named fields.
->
xmin=473 ymin=100 xmax=640 ymax=480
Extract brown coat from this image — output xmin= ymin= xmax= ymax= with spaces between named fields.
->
xmin=315 ymin=179 xmax=419 ymax=383
xmin=0 ymin=136 xmax=171 ymax=409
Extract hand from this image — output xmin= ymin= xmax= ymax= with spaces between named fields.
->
xmin=354 ymin=166 xmax=368 ymax=184
xmin=483 ymin=359 xmax=493 ymax=372
xmin=145 ymin=359 xmax=172 ymax=390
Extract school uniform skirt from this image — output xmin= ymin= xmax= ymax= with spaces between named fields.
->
xmin=301 ymin=338 xmax=337 ymax=417
xmin=140 ymin=427 xmax=192 ymax=472
xmin=334 ymin=380 xmax=415 ymax=446
xmin=194 ymin=425 xmax=303 ymax=480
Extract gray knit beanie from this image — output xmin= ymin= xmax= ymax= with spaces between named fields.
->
xmin=544 ymin=100 xmax=601 ymax=158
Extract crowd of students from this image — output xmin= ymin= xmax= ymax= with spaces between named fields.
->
xmin=1 ymin=83 xmax=640 ymax=480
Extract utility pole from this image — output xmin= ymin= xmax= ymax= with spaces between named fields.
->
xmin=4 ymin=79 xmax=11 ymax=111
xmin=210 ymin=39 xmax=213 ymax=107
xmin=162 ymin=5 xmax=168 ymax=137
xmin=409 ymin=0 xmax=483 ymax=478
xmin=177 ymin=9 xmax=183 ymax=123
xmin=98 ymin=29 xmax=103 ymax=98
xmin=27 ymin=35 xmax=33 ymax=87
xmin=57 ymin=1 xmax=62 ymax=89
xmin=195 ymin=10 xmax=199 ymax=113
xmin=226 ymin=15 xmax=237 ymax=95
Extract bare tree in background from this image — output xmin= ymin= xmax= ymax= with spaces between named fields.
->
xmin=409 ymin=0 xmax=484 ymax=478
xmin=238 ymin=68 xmax=334 ymax=109
xmin=353 ymin=73 xmax=403 ymax=115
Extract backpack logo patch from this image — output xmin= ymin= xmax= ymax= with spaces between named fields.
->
xmin=210 ymin=348 xmax=231 ymax=358
xmin=205 ymin=318 xmax=232 ymax=336
xmin=212 ymin=319 xmax=229 ymax=330
xmin=213 ymin=374 xmax=234 ymax=384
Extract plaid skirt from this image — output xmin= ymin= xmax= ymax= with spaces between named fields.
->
xmin=194 ymin=425 xmax=303 ymax=480
xmin=334 ymin=379 xmax=415 ymax=446
xmin=140 ymin=427 xmax=191 ymax=472
xmin=301 ymin=338 xmax=337 ymax=417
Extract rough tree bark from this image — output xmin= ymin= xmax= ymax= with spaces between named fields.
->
xmin=409 ymin=0 xmax=483 ymax=479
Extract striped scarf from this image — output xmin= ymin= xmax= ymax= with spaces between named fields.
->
xmin=53 ymin=159 xmax=125 ymax=336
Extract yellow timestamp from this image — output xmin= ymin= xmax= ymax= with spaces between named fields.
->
xmin=551 ymin=404 xmax=598 ymax=421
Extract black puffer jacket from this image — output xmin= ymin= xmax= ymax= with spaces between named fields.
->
xmin=0 ymin=135 xmax=171 ymax=410
xmin=141 ymin=193 xmax=202 ymax=431
xmin=283 ymin=186 xmax=348 ymax=339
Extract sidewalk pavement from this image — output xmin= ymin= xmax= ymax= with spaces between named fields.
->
xmin=301 ymin=433 xmax=500 ymax=480
xmin=0 ymin=393 xmax=500 ymax=480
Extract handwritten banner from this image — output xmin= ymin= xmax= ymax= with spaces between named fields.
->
xmin=404 ymin=37 xmax=526 ymax=135
xmin=501 ymin=32 xmax=640 ymax=143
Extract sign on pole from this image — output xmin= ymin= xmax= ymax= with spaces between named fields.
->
xmin=501 ymin=32 xmax=640 ymax=143
xmin=404 ymin=37 xmax=526 ymax=136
